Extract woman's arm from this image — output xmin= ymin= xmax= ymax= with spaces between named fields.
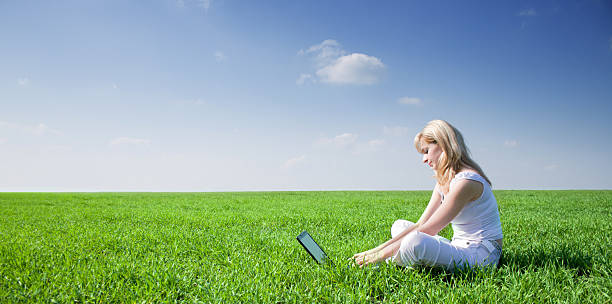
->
xmin=377 ymin=186 xmax=443 ymax=249
xmin=351 ymin=223 xmax=419 ymax=267
xmin=354 ymin=179 xmax=482 ymax=266
xmin=352 ymin=187 xmax=442 ymax=265
xmin=416 ymin=183 xmax=444 ymax=225
xmin=417 ymin=179 xmax=482 ymax=236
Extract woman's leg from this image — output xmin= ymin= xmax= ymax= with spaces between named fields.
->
xmin=393 ymin=232 xmax=501 ymax=270
xmin=391 ymin=219 xmax=416 ymax=238
xmin=391 ymin=219 xmax=449 ymax=244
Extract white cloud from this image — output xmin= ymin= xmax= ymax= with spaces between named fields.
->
xmin=177 ymin=0 xmax=211 ymax=12
xmin=172 ymin=98 xmax=206 ymax=106
xmin=299 ymin=40 xmax=385 ymax=85
xmin=17 ymin=77 xmax=29 ymax=86
xmin=0 ymin=121 xmax=61 ymax=136
xmin=332 ymin=133 xmax=358 ymax=147
xmin=32 ymin=123 xmax=59 ymax=136
xmin=316 ymin=53 xmax=385 ymax=85
xmin=296 ymin=73 xmax=315 ymax=85
xmin=315 ymin=138 xmax=332 ymax=146
xmin=109 ymin=137 xmax=151 ymax=146
xmin=504 ymin=140 xmax=518 ymax=147
xmin=383 ymin=126 xmax=410 ymax=137
xmin=368 ymin=139 xmax=385 ymax=147
xmin=397 ymin=97 xmax=422 ymax=106
xmin=316 ymin=133 xmax=358 ymax=148
xmin=198 ymin=0 xmax=211 ymax=12
xmin=518 ymin=8 xmax=537 ymax=16
xmin=112 ymin=83 xmax=119 ymax=89
xmin=544 ymin=164 xmax=558 ymax=171
xmin=299 ymin=39 xmax=345 ymax=67
xmin=282 ymin=155 xmax=306 ymax=169
xmin=214 ymin=51 xmax=227 ymax=62
xmin=351 ymin=138 xmax=387 ymax=155
xmin=0 ymin=138 xmax=6 ymax=144
xmin=40 ymin=145 xmax=73 ymax=154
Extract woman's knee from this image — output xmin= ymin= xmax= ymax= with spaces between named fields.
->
xmin=391 ymin=219 xmax=415 ymax=238
xmin=402 ymin=232 xmax=428 ymax=255
xmin=396 ymin=232 xmax=430 ymax=265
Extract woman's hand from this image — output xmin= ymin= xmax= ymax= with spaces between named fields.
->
xmin=351 ymin=249 xmax=384 ymax=267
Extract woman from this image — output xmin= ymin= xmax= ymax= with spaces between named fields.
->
xmin=352 ymin=120 xmax=503 ymax=270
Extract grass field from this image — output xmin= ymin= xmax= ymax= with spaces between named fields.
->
xmin=1 ymin=191 xmax=610 ymax=303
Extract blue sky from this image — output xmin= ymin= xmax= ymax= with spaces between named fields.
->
xmin=1 ymin=0 xmax=611 ymax=191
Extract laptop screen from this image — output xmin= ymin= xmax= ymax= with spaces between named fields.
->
xmin=296 ymin=231 xmax=329 ymax=264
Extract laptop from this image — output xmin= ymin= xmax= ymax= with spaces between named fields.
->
xmin=296 ymin=230 xmax=333 ymax=265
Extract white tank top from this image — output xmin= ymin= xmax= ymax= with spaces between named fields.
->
xmin=438 ymin=171 xmax=503 ymax=241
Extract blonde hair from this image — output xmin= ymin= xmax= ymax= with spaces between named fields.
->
xmin=414 ymin=120 xmax=491 ymax=191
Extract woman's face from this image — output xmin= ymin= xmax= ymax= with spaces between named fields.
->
xmin=420 ymin=140 xmax=443 ymax=170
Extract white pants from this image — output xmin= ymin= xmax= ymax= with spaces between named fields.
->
xmin=390 ymin=220 xmax=502 ymax=271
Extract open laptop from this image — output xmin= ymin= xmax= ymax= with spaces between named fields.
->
xmin=296 ymin=230 xmax=333 ymax=265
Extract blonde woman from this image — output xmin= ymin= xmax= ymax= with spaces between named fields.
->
xmin=352 ymin=120 xmax=503 ymax=270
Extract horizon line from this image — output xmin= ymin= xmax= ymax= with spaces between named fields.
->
xmin=1 ymin=188 xmax=610 ymax=193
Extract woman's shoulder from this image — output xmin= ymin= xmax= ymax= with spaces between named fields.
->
xmin=446 ymin=177 xmax=484 ymax=202
xmin=440 ymin=170 xmax=485 ymax=196
xmin=451 ymin=170 xmax=487 ymax=199
xmin=453 ymin=170 xmax=485 ymax=182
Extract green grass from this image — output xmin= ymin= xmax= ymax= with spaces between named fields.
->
xmin=1 ymin=191 xmax=610 ymax=303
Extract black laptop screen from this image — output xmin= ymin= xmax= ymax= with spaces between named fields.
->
xmin=296 ymin=231 xmax=328 ymax=264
